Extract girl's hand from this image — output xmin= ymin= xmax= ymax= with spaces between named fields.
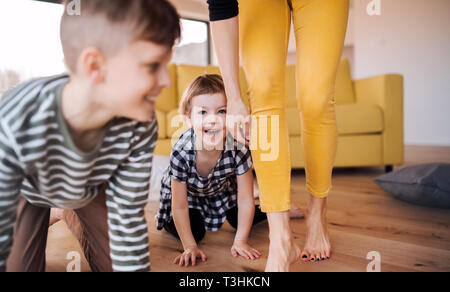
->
xmin=174 ymin=246 xmax=207 ymax=267
xmin=231 ymin=240 xmax=261 ymax=260
xmin=227 ymin=98 xmax=250 ymax=145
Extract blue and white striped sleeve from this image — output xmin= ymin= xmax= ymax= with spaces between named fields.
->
xmin=0 ymin=122 xmax=23 ymax=272
xmin=105 ymin=120 xmax=158 ymax=272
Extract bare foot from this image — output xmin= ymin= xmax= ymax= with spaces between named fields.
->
xmin=300 ymin=196 xmax=331 ymax=262
xmin=289 ymin=206 xmax=305 ymax=219
xmin=264 ymin=212 xmax=301 ymax=272
xmin=266 ymin=237 xmax=302 ymax=272
xmin=49 ymin=208 xmax=64 ymax=226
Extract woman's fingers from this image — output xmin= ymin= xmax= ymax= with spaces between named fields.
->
xmin=227 ymin=115 xmax=250 ymax=145
xmin=243 ymin=116 xmax=251 ymax=142
xmin=191 ymin=253 xmax=197 ymax=266
xmin=239 ymin=120 xmax=251 ymax=144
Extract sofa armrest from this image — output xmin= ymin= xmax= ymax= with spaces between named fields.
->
xmin=353 ymin=74 xmax=404 ymax=165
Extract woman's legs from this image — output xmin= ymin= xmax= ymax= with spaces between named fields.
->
xmin=291 ymin=0 xmax=350 ymax=261
xmin=239 ymin=0 xmax=300 ymax=272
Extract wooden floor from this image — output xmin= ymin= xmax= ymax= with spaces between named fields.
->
xmin=46 ymin=145 xmax=450 ymax=272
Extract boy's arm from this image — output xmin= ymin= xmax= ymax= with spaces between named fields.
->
xmin=171 ymin=178 xmax=197 ymax=250
xmin=105 ymin=121 xmax=157 ymax=272
xmin=234 ymin=170 xmax=255 ymax=243
xmin=0 ymin=124 xmax=23 ymax=271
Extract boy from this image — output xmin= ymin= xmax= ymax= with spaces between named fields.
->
xmin=0 ymin=0 xmax=180 ymax=272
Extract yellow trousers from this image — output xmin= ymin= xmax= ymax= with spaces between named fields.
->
xmin=239 ymin=0 xmax=349 ymax=212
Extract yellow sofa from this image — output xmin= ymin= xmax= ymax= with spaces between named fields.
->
xmin=154 ymin=59 xmax=404 ymax=171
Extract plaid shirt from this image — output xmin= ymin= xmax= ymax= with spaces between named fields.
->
xmin=156 ymin=128 xmax=253 ymax=231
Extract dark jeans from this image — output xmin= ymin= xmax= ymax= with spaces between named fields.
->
xmin=163 ymin=206 xmax=267 ymax=243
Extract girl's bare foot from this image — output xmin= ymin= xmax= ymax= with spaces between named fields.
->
xmin=300 ymin=195 xmax=331 ymax=262
xmin=49 ymin=208 xmax=64 ymax=226
xmin=289 ymin=206 xmax=305 ymax=219
xmin=264 ymin=211 xmax=301 ymax=272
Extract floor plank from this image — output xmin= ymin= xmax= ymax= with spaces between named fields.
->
xmin=46 ymin=145 xmax=450 ymax=272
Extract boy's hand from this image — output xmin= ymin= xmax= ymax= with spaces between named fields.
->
xmin=174 ymin=246 xmax=207 ymax=267
xmin=231 ymin=240 xmax=261 ymax=260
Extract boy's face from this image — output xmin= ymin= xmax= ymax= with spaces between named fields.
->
xmin=99 ymin=40 xmax=172 ymax=122
xmin=189 ymin=93 xmax=227 ymax=150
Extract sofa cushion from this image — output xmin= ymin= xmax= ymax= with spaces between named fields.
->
xmin=177 ymin=64 xmax=250 ymax=108
xmin=176 ymin=65 xmax=221 ymax=104
xmin=155 ymin=64 xmax=178 ymax=113
xmin=374 ymin=163 xmax=450 ymax=208
xmin=335 ymin=103 xmax=383 ymax=135
xmin=286 ymin=103 xmax=383 ymax=136
xmin=155 ymin=110 xmax=166 ymax=139
xmin=286 ymin=107 xmax=302 ymax=136
xmin=335 ymin=58 xmax=356 ymax=105
xmin=166 ymin=109 xmax=189 ymax=139
xmin=286 ymin=65 xmax=298 ymax=109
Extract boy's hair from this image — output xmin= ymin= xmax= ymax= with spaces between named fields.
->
xmin=60 ymin=0 xmax=181 ymax=73
xmin=179 ymin=74 xmax=226 ymax=116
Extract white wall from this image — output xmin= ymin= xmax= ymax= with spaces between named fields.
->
xmin=174 ymin=0 xmax=450 ymax=146
xmin=353 ymin=0 xmax=450 ymax=146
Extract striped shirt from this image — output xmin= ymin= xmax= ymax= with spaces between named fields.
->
xmin=0 ymin=74 xmax=158 ymax=272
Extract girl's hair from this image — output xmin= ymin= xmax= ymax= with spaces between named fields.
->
xmin=179 ymin=74 xmax=225 ymax=116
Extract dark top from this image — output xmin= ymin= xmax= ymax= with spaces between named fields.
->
xmin=207 ymin=0 xmax=239 ymax=21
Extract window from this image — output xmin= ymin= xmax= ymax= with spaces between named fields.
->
xmin=0 ymin=0 xmax=65 ymax=94
xmin=0 ymin=0 xmax=211 ymax=95
xmin=172 ymin=19 xmax=210 ymax=66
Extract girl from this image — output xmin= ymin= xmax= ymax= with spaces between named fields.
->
xmin=156 ymin=74 xmax=303 ymax=267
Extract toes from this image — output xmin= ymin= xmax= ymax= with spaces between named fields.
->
xmin=308 ymin=252 xmax=322 ymax=262
xmin=315 ymin=252 xmax=321 ymax=262
xmin=320 ymin=251 xmax=327 ymax=261
xmin=301 ymin=251 xmax=310 ymax=262
xmin=309 ymin=251 xmax=318 ymax=262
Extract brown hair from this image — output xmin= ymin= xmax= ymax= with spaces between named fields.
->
xmin=60 ymin=0 xmax=181 ymax=72
xmin=179 ymin=74 xmax=226 ymax=116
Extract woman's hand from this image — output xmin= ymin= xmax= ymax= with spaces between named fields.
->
xmin=231 ymin=240 xmax=261 ymax=260
xmin=174 ymin=245 xmax=207 ymax=267
xmin=227 ymin=98 xmax=251 ymax=145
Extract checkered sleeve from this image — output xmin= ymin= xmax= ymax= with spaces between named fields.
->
xmin=234 ymin=143 xmax=253 ymax=176
xmin=169 ymin=150 xmax=189 ymax=183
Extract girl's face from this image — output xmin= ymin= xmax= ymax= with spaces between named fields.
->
xmin=188 ymin=93 xmax=227 ymax=150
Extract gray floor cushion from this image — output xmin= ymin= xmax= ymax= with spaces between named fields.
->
xmin=374 ymin=163 xmax=450 ymax=208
